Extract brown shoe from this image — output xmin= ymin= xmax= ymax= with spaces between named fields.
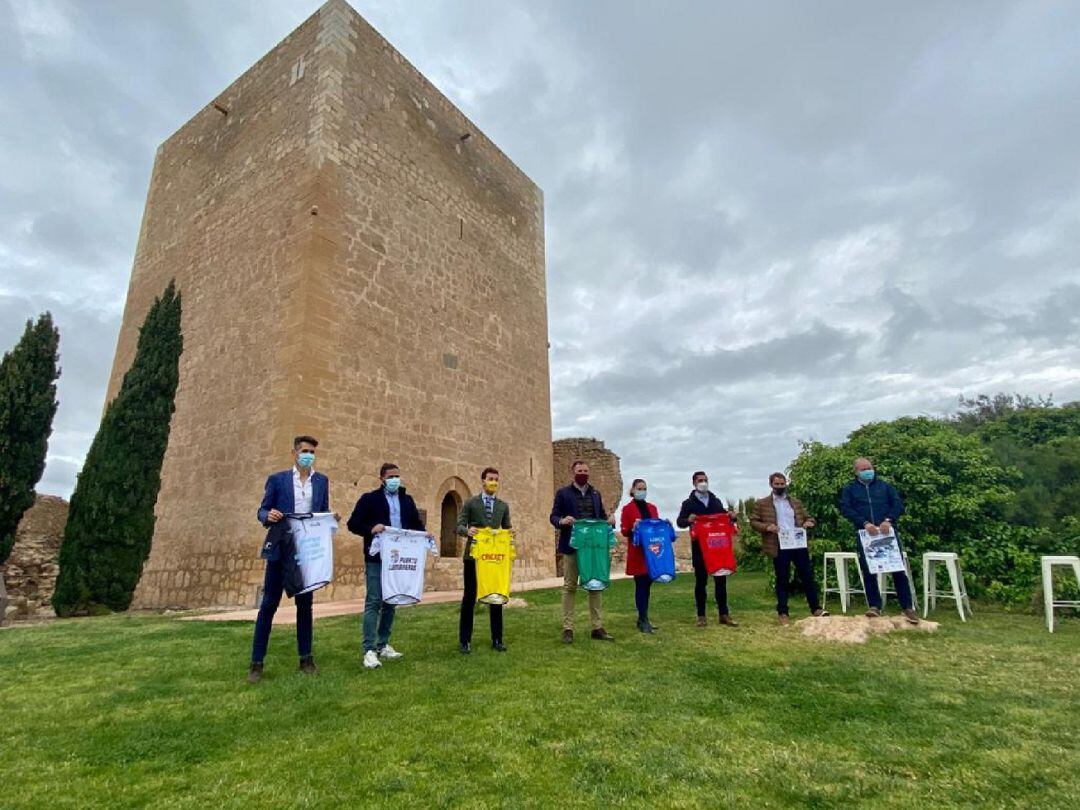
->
xmin=299 ymin=655 xmax=319 ymax=675
xmin=865 ymin=607 xmax=882 ymax=618
xmin=247 ymin=662 xmax=264 ymax=684
xmin=561 ymin=629 xmax=574 ymax=644
xmin=719 ymin=614 xmax=739 ymax=627
xmin=591 ymin=628 xmax=615 ymax=641
xmin=778 ymin=614 xmax=791 ymax=626
xmin=902 ymin=609 xmax=920 ymax=625
xmin=696 ymin=616 xmax=707 ymax=627
xmin=812 ymin=608 xmax=830 ymax=617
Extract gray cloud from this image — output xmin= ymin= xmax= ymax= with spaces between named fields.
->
xmin=2 ymin=0 xmax=1079 ymax=522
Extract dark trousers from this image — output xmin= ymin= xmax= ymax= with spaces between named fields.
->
xmin=459 ymin=557 xmax=504 ymax=644
xmin=633 ymin=574 xmax=652 ymax=621
xmin=691 ymin=541 xmax=729 ymax=616
xmin=251 ymin=557 xmax=313 ymax=663
xmin=773 ymin=548 xmax=821 ymax=615
xmin=855 ymin=536 xmax=915 ymax=610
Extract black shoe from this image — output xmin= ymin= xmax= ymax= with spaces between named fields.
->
xmin=298 ymin=656 xmax=318 ymax=675
xmin=459 ymin=642 xmax=471 ymax=655
xmin=492 ymin=640 xmax=507 ymax=652
xmin=637 ymin=619 xmax=656 ymax=634
xmin=591 ymin=628 xmax=615 ymax=641
xmin=561 ymin=629 xmax=574 ymax=644
xmin=247 ymin=662 xmax=264 ymax=684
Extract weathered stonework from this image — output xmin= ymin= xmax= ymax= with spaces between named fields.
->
xmin=1 ymin=495 xmax=67 ymax=622
xmin=552 ymin=438 xmax=624 ymax=571
xmin=107 ymin=0 xmax=553 ymax=609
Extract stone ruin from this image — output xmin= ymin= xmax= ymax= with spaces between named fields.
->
xmin=1 ymin=495 xmax=67 ymax=623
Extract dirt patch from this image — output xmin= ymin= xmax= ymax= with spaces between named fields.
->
xmin=504 ymin=597 xmax=529 ymax=609
xmin=796 ymin=614 xmax=938 ymax=644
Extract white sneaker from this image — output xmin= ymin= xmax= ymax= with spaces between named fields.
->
xmin=378 ymin=644 xmax=403 ymax=660
xmin=363 ymin=650 xmax=381 ymax=669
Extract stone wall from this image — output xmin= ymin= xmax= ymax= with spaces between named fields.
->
xmin=552 ymin=438 xmax=624 ymax=573
xmin=1 ymin=495 xmax=67 ymax=622
xmin=106 ymin=0 xmax=553 ymax=609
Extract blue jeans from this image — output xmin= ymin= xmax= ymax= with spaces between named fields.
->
xmin=856 ymin=535 xmax=914 ymax=610
xmin=363 ymin=561 xmax=395 ymax=652
xmin=251 ymin=558 xmax=313 ymax=663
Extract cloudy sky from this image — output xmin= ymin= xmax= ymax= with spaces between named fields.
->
xmin=2 ymin=0 xmax=1079 ymax=518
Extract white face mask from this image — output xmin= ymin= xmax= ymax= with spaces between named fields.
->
xmin=695 ymin=481 xmax=709 ymax=494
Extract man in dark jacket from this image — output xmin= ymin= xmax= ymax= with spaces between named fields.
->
xmin=347 ymin=462 xmax=429 ymax=670
xmin=676 ymin=471 xmax=740 ymax=627
xmin=248 ymin=435 xmax=333 ymax=683
xmin=839 ymin=457 xmax=918 ymax=623
xmin=750 ymin=472 xmax=828 ymax=625
xmin=550 ymin=460 xmax=615 ymax=643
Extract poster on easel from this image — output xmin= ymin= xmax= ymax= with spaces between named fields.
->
xmin=858 ymin=528 xmax=905 ymax=574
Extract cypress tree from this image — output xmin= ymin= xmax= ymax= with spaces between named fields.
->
xmin=0 ymin=313 xmax=61 ymax=565
xmin=53 ymin=283 xmax=183 ymax=615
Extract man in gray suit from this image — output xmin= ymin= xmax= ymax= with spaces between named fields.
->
xmin=456 ymin=467 xmax=513 ymax=654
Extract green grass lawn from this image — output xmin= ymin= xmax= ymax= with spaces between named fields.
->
xmin=1 ymin=573 xmax=1078 ymax=809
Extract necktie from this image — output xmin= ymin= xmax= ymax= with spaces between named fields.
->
xmin=484 ymin=496 xmax=493 ymax=520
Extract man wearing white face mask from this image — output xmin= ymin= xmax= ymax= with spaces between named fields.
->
xmin=248 ymin=435 xmax=334 ymax=683
xmin=676 ymin=471 xmax=740 ymax=627
xmin=347 ymin=462 xmax=431 ymax=669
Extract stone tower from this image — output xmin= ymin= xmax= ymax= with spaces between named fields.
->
xmin=107 ymin=0 xmax=553 ymax=608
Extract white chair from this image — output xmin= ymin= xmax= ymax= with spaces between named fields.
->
xmin=877 ymin=552 xmax=919 ymax=612
xmin=822 ymin=552 xmax=864 ymax=614
xmin=923 ymin=552 xmax=971 ymax=621
xmin=1041 ymin=555 xmax=1080 ymax=633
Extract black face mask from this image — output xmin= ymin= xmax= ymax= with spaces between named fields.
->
xmin=772 ymin=486 xmax=787 ymax=496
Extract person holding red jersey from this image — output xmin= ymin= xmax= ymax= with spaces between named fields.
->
xmin=676 ymin=470 xmax=740 ymax=628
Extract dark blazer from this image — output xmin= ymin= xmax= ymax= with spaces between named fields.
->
xmin=840 ymin=477 xmax=905 ymax=531
xmin=257 ymin=469 xmax=330 ymax=524
xmin=457 ymin=495 xmax=512 ymax=558
xmin=550 ymin=484 xmax=607 ymax=555
xmin=676 ymin=490 xmax=736 ymax=541
xmin=347 ymin=486 xmax=426 ymax=562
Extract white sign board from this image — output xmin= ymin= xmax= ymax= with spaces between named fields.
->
xmin=858 ymin=528 xmax=905 ymax=574
xmin=777 ymin=528 xmax=808 ymax=550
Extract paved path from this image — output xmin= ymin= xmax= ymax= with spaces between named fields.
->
xmin=181 ymin=574 xmax=630 ymax=625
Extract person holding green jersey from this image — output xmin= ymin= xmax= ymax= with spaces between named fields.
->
xmin=550 ymin=460 xmax=616 ymax=644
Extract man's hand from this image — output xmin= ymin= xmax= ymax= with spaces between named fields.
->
xmin=879 ymin=520 xmax=892 ymax=534
xmin=372 ymin=523 xmax=386 ymax=535
xmin=467 ymin=526 xmax=478 ymax=537
xmin=427 ymin=532 xmax=436 ymax=541
xmin=267 ymin=508 xmax=284 ymax=523
xmin=332 ymin=512 xmax=341 ymax=522
xmin=766 ymin=523 xmax=779 ymax=533
xmin=687 ymin=514 xmax=698 ymax=524
xmin=509 ymin=528 xmax=517 ymax=537
xmin=559 ymin=516 xmax=575 ymax=527
xmin=803 ymin=519 xmax=816 ymax=529
xmin=864 ymin=522 xmax=879 ymax=536
xmin=608 ymin=516 xmax=616 ymax=527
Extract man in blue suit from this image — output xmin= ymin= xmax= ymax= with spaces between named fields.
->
xmin=247 ymin=435 xmax=334 ymax=684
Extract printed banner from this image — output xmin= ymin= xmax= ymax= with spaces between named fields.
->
xmin=777 ymin=528 xmax=808 ymax=550
xmin=858 ymin=528 xmax=905 ymax=574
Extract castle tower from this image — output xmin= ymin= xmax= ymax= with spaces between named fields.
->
xmin=107 ymin=1 xmax=553 ymax=608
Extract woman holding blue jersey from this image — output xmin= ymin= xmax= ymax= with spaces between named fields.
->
xmin=620 ymin=479 xmax=660 ymax=634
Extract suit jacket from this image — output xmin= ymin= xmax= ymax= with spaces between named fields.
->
xmin=347 ymin=486 xmax=426 ymax=562
xmin=257 ymin=469 xmax=330 ymax=524
xmin=456 ymin=494 xmax=512 ymax=558
xmin=750 ymin=494 xmax=812 ymax=558
xmin=550 ymin=484 xmax=607 ymax=555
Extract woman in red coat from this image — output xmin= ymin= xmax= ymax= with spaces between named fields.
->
xmin=620 ymin=478 xmax=660 ymax=634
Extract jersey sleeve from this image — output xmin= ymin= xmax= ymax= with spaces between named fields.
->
xmin=664 ymin=520 xmax=676 ymax=543
xmin=369 ymin=534 xmax=383 ymax=556
xmin=427 ymin=535 xmax=439 ymax=555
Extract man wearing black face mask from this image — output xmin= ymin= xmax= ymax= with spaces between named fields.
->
xmin=750 ymin=472 xmax=827 ymax=625
xmin=550 ymin=460 xmax=615 ymax=644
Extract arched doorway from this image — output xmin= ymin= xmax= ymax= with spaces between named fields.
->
xmin=439 ymin=491 xmax=462 ymax=558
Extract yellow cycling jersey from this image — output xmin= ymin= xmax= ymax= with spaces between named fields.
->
xmin=472 ymin=528 xmax=516 ymax=605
